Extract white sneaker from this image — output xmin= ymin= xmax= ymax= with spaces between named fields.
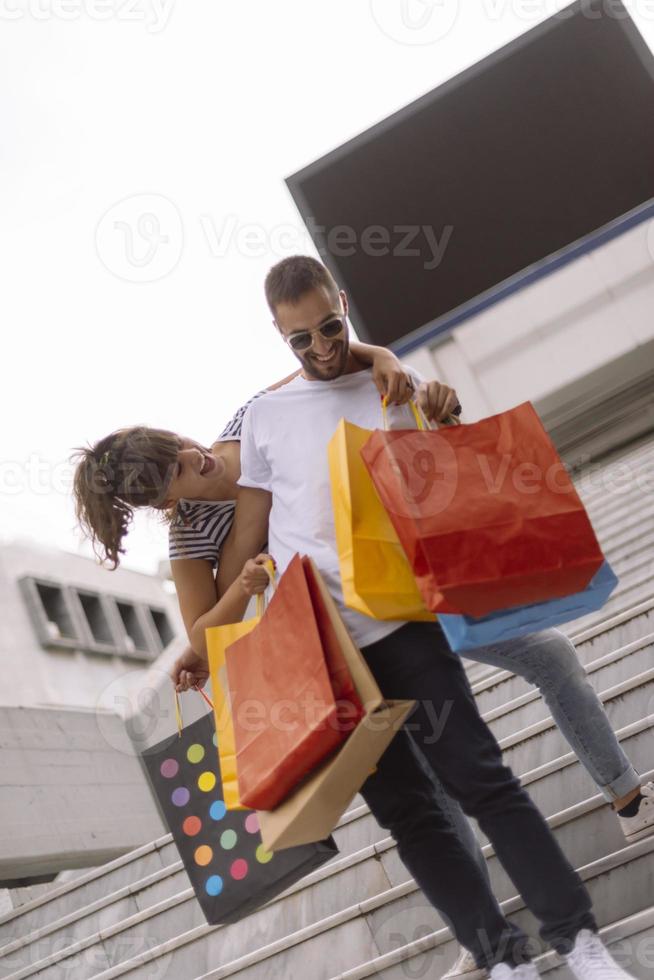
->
xmin=489 ymin=962 xmax=539 ymax=980
xmin=617 ymin=781 xmax=654 ymax=843
xmin=442 ymin=947 xmax=488 ymax=979
xmin=566 ymin=929 xmax=635 ymax=979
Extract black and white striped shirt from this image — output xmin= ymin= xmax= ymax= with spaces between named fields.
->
xmin=168 ymin=390 xmax=266 ymax=567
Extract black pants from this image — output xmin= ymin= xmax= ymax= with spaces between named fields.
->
xmin=359 ymin=621 xmax=596 ymax=971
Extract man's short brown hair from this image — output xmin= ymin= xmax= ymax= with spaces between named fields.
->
xmin=264 ymin=255 xmax=339 ymax=315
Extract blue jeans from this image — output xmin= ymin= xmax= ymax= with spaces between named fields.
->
xmin=434 ymin=627 xmax=640 ymax=904
xmin=464 ymin=627 xmax=640 ymax=803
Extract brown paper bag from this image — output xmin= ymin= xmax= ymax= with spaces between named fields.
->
xmin=257 ymin=557 xmax=415 ymax=852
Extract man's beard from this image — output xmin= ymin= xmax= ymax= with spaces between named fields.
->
xmin=298 ymin=339 xmax=349 ymax=380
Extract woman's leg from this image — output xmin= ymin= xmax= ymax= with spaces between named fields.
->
xmin=465 ymin=628 xmax=641 ymax=805
xmin=362 ymin=622 xmax=597 ymax=959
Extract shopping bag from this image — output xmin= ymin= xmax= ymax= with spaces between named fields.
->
xmin=140 ymin=700 xmax=338 ymax=924
xmin=206 ymin=592 xmax=266 ymax=812
xmin=256 ymin=557 xmax=415 ymax=852
xmin=361 ymin=401 xmax=604 ymax=617
xmin=328 ymin=416 xmax=434 ymax=621
xmin=438 ymin=561 xmax=618 ymax=652
xmin=225 ymin=554 xmax=365 ymax=811
xmin=301 ymin=555 xmax=366 ymax=731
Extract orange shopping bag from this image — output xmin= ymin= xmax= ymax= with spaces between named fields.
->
xmin=224 ymin=554 xmax=364 ymax=811
xmin=360 ymin=401 xmax=604 ymax=617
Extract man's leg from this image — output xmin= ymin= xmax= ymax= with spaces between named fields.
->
xmin=413 ymin=731 xmax=492 ymax=887
xmin=462 ymin=627 xmax=641 ymax=807
xmin=361 ymin=622 xmax=597 ymax=958
xmin=359 ymin=722 xmax=529 ymax=971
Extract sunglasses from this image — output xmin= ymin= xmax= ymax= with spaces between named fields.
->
xmin=285 ymin=316 xmax=346 ymax=353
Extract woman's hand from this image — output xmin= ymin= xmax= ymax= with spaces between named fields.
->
xmin=239 ymin=553 xmax=275 ymax=597
xmin=370 ymin=348 xmax=415 ymax=405
xmin=170 ymin=644 xmax=210 ymax=693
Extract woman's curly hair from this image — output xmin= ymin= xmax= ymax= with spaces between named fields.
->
xmin=72 ymin=426 xmax=182 ymax=569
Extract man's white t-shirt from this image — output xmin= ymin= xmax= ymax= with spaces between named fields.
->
xmin=238 ymin=366 xmax=424 ymax=648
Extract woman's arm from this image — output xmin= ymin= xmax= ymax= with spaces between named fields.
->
xmin=171 ymin=553 xmax=269 ymax=658
xmin=169 ymin=553 xmax=270 ymax=691
xmin=264 ymin=345 xmax=414 ymax=403
xmin=216 ymin=487 xmax=272 ymax=598
xmin=171 ymin=559 xmax=249 ymax=654
xmin=266 ymin=368 xmax=301 ymax=391
xmin=349 ymin=342 xmax=414 ymax=404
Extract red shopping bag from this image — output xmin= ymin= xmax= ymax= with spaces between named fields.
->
xmin=225 ymin=554 xmax=364 ymax=810
xmin=360 ymin=401 xmax=604 ymax=617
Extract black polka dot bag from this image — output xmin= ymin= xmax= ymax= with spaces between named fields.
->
xmin=140 ymin=690 xmax=338 ymax=925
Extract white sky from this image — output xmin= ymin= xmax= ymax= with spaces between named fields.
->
xmin=2 ymin=0 xmax=653 ymax=573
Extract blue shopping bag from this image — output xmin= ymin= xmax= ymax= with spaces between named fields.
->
xmin=438 ymin=561 xmax=618 ymax=652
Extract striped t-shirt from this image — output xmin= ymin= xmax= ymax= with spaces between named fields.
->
xmin=168 ymin=390 xmax=266 ymax=567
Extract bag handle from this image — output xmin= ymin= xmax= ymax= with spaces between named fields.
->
xmin=174 ymin=683 xmax=216 ymax=738
xmin=381 ymin=395 xmax=461 ymax=431
xmin=255 ymin=557 xmax=277 ymax=616
xmin=173 ymin=562 xmax=276 ymax=737
xmin=381 ymin=395 xmax=425 ymax=431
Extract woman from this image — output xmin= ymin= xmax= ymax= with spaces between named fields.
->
xmin=73 ymin=342 xmax=417 ymax=691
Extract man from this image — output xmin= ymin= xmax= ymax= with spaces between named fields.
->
xmin=217 ymin=255 xmax=636 ymax=979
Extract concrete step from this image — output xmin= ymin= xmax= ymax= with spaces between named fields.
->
xmin=590 ymin=496 xmax=654 ymax=541
xmin=338 ymin=839 xmax=654 ymax=980
xmin=111 ymin=835 xmax=654 ymax=979
xmin=562 ymin=574 xmax=654 ymax=638
xmin=607 ymin=525 xmax=654 ymax=567
xmin=581 ymin=466 xmax=654 ymax=520
xmin=333 ymin=903 xmax=654 ymax=980
xmin=3 ymin=603 xmax=651 ymax=968
xmin=3 ymin=721 xmax=650 ymax=980
xmin=577 ymin=451 xmax=653 ymax=513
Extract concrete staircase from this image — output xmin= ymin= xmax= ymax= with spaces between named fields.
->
xmin=1 ymin=434 xmax=652 ymax=980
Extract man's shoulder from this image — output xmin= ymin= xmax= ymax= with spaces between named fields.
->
xmin=239 ymin=380 xmax=299 ymax=439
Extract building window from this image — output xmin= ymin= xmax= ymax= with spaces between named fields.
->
xmin=20 ymin=576 xmax=176 ymax=660
xmin=149 ymin=607 xmax=174 ymax=649
xmin=77 ymin=591 xmax=115 ymax=646
xmin=116 ymin=601 xmax=150 ymax=655
xmin=34 ymin=582 xmax=79 ymax=641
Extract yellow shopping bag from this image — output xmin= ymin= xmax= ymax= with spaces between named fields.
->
xmin=205 ymin=563 xmax=274 ymax=811
xmin=328 ymin=403 xmax=434 ymax=622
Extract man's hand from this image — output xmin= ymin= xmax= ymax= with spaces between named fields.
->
xmin=371 ymin=348 xmax=415 ymax=406
xmin=170 ymin=644 xmax=210 ymax=693
xmin=416 ymin=381 xmax=461 ymax=425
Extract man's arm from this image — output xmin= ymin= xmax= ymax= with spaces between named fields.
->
xmin=216 ymin=487 xmax=272 ymax=597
